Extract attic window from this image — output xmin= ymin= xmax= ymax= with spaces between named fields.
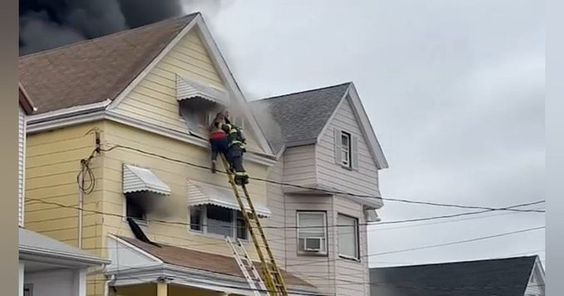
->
xmin=179 ymin=98 xmax=220 ymax=136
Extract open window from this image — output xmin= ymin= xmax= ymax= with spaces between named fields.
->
xmin=189 ymin=205 xmax=248 ymax=240
xmin=122 ymin=164 xmax=171 ymax=224
xmin=334 ymin=129 xmax=359 ymax=170
xmin=176 ymin=75 xmax=229 ymax=137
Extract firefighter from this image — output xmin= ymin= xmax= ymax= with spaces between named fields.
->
xmin=222 ymin=113 xmax=249 ymax=185
xmin=208 ymin=112 xmax=229 ymax=174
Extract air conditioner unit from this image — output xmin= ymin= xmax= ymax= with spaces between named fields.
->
xmin=304 ymin=237 xmax=323 ymax=252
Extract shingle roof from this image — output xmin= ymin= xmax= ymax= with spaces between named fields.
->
xmin=369 ymin=256 xmax=538 ymax=296
xmin=251 ymin=83 xmax=351 ymax=153
xmin=18 ymin=13 xmax=198 ymax=114
xmin=119 ymin=236 xmax=314 ymax=289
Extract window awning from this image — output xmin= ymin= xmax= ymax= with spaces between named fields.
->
xmin=176 ymin=75 xmax=229 ymax=106
xmin=187 ymin=180 xmax=271 ymax=218
xmin=123 ymin=164 xmax=171 ymax=195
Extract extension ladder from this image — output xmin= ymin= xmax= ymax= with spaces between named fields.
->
xmin=226 ymin=236 xmax=268 ymax=296
xmin=221 ymin=157 xmax=289 ymax=296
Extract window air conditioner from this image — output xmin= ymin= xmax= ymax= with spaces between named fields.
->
xmin=304 ymin=237 xmax=323 ymax=252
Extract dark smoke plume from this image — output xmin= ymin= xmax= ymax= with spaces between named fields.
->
xmin=19 ymin=0 xmax=182 ymax=55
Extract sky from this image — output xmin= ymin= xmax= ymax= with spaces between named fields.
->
xmin=180 ymin=0 xmax=545 ymax=267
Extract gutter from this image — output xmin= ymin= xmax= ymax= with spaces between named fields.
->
xmin=19 ymin=246 xmax=110 ymax=266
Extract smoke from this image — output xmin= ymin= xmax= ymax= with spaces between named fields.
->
xmin=19 ymin=0 xmax=183 ymax=55
xmin=250 ymin=101 xmax=285 ymax=152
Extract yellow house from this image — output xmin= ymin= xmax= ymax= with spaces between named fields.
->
xmin=20 ymin=13 xmax=317 ymax=296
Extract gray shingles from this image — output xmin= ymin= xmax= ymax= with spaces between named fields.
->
xmin=369 ymin=256 xmax=538 ymax=296
xmin=251 ymin=83 xmax=351 ymax=153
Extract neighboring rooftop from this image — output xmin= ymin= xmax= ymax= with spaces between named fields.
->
xmin=369 ymin=256 xmax=540 ymax=296
xmin=251 ymin=82 xmax=351 ymax=153
xmin=18 ymin=13 xmax=199 ymax=114
xmin=19 ymin=228 xmax=109 ymax=266
xmin=118 ymin=236 xmax=315 ymax=289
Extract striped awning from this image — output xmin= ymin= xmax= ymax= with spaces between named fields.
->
xmin=176 ymin=75 xmax=229 ymax=106
xmin=187 ymin=180 xmax=271 ymax=218
xmin=123 ymin=164 xmax=171 ymax=195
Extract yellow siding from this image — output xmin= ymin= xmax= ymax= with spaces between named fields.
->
xmin=99 ymin=121 xmax=269 ymax=260
xmin=111 ymin=28 xmax=262 ymax=152
xmin=25 ymin=123 xmax=105 ymax=251
xmin=25 ymin=28 xmax=273 ymax=296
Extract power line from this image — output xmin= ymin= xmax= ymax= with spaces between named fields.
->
xmin=24 ymin=198 xmax=544 ymax=232
xmin=284 ymin=225 xmax=545 ymax=267
xmin=100 ymin=144 xmax=545 ymax=213
xmin=367 ymin=226 xmax=545 ymax=257
xmin=371 ymin=204 xmax=546 ymax=231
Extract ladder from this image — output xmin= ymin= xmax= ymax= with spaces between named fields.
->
xmin=221 ymin=157 xmax=289 ymax=296
xmin=226 ymin=236 xmax=268 ymax=296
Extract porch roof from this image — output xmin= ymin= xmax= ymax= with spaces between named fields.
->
xmin=113 ymin=236 xmax=314 ymax=289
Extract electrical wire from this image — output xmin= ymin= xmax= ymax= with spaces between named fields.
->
xmin=284 ymin=225 xmax=545 ymax=267
xmin=24 ymin=198 xmax=544 ymax=231
xmin=99 ymin=143 xmax=545 ymax=213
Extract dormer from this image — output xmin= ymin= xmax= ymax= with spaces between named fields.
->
xmin=252 ymin=82 xmax=388 ymax=209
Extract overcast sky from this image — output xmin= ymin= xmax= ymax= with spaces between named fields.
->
xmin=181 ymin=0 xmax=545 ymax=268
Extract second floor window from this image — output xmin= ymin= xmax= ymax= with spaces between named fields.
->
xmin=341 ymin=131 xmax=351 ymax=167
xmin=190 ymin=205 xmax=248 ymax=240
xmin=334 ymin=129 xmax=358 ymax=170
xmin=337 ymin=214 xmax=359 ymax=260
xmin=297 ymin=211 xmax=327 ymax=255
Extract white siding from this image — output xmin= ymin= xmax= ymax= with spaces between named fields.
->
xmin=283 ymin=145 xmax=316 ymax=186
xmin=284 ymin=193 xmax=335 ymax=296
xmin=18 ymin=107 xmax=25 ymax=227
xmin=333 ymin=196 xmax=369 ymax=296
xmin=316 ymin=97 xmax=380 ymax=196
xmin=24 ymin=269 xmax=76 ymax=296
xmin=263 ymin=156 xmax=286 ymax=264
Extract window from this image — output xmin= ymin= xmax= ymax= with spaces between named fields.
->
xmin=341 ymin=131 xmax=351 ymax=167
xmin=23 ymin=284 xmax=33 ymax=296
xmin=190 ymin=205 xmax=248 ymax=240
xmin=179 ymin=98 xmax=220 ymax=136
xmin=190 ymin=206 xmax=203 ymax=232
xmin=126 ymin=196 xmax=147 ymax=222
xmin=297 ymin=211 xmax=327 ymax=254
xmin=337 ymin=214 xmax=359 ymax=260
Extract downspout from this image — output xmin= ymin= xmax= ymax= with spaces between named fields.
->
xmin=104 ymin=274 xmax=116 ymax=296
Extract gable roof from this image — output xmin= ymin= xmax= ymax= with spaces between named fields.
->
xmin=369 ymin=256 xmax=539 ymax=296
xmin=252 ymin=82 xmax=388 ymax=168
xmin=251 ymin=83 xmax=350 ymax=153
xmin=118 ymin=236 xmax=314 ymax=289
xmin=18 ymin=13 xmax=199 ymax=114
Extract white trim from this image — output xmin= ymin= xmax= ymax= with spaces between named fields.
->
xmin=105 ymin=14 xmax=273 ymax=155
xmin=27 ymin=99 xmax=111 ymax=123
xmin=346 ymin=84 xmax=389 ymax=169
xmin=315 ymin=84 xmax=388 ymax=169
xmin=26 ymin=111 xmax=106 ymax=134
xmin=107 ymin=19 xmax=199 ymax=110
xmin=107 ymin=234 xmax=164 ymax=263
xmin=337 ymin=213 xmax=360 ymax=261
xmin=192 ymin=16 xmax=273 ymax=155
xmin=26 ymin=110 xmax=276 ymax=166
xmin=296 ymin=211 xmax=328 ymax=255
